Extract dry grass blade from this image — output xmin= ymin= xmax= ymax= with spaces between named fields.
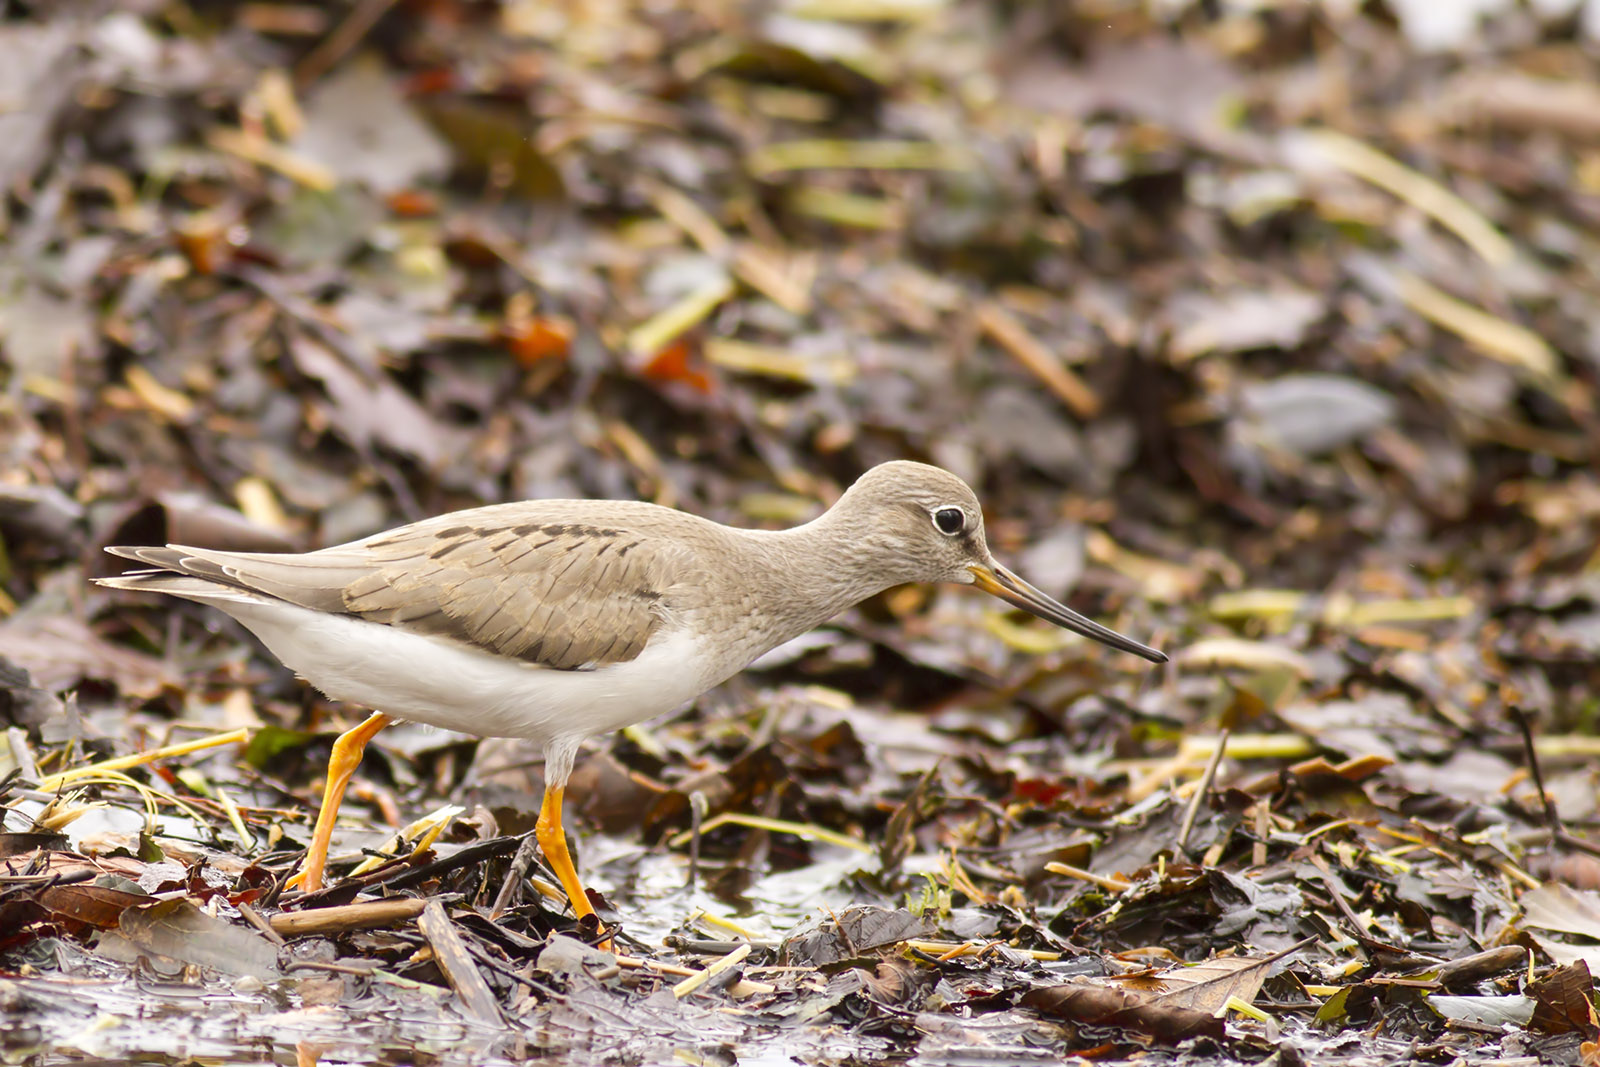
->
xmin=666 ymin=812 xmax=873 ymax=853
xmin=1044 ymin=862 xmax=1134 ymax=893
xmin=626 ymin=273 xmax=737 ymax=359
xmin=1393 ymin=273 xmax=1557 ymax=379
xmin=672 ymin=943 xmax=751 ymax=999
xmin=648 ymin=182 xmax=730 ymax=256
xmin=975 ymin=301 xmax=1100 ymax=419
xmin=1174 ymin=726 xmax=1229 ymax=855
xmin=787 ymin=187 xmax=905 ymax=230
xmin=348 ymin=803 xmax=463 ymax=877
xmin=205 ymin=127 xmax=336 ymax=190
xmin=1293 ymin=128 xmax=1516 ymax=267
xmin=902 ymin=939 xmax=1061 ymax=961
xmin=746 ymin=139 xmax=972 ymax=177
xmin=34 ymin=728 xmax=250 ymax=792
xmin=1175 ymin=638 xmax=1314 ymax=677
xmin=732 ymin=245 xmax=815 ymax=315
xmin=705 ymin=339 xmax=854 ymax=385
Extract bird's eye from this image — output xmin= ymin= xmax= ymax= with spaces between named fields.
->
xmin=933 ymin=507 xmax=966 ymax=536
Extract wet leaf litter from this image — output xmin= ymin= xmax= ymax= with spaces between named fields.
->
xmin=3 ymin=1 xmax=1600 ymax=1065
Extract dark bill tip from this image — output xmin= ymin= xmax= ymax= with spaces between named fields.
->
xmin=970 ymin=563 xmax=1167 ymax=664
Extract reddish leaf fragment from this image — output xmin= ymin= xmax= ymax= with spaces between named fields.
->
xmin=386 ymin=189 xmax=438 ymax=217
xmin=174 ymin=217 xmax=233 ymax=275
xmin=1013 ymin=778 xmax=1068 ymax=805
xmin=641 ymin=339 xmax=714 ymax=394
xmin=402 ymin=67 xmax=459 ymax=96
xmin=502 ymin=316 xmax=574 ymax=366
xmin=34 ymin=882 xmax=148 ymax=930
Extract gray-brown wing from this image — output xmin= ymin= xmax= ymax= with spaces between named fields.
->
xmin=111 ymin=517 xmax=684 ymax=669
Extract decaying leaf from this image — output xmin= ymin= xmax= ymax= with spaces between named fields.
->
xmin=1023 ymin=982 xmax=1225 ymax=1043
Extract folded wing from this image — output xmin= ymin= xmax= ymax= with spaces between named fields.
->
xmin=106 ymin=515 xmax=682 ymax=670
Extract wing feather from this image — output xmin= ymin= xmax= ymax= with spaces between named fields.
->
xmin=115 ymin=511 xmax=685 ymax=669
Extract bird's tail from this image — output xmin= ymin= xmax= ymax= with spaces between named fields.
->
xmin=93 ymin=570 xmax=268 ymax=607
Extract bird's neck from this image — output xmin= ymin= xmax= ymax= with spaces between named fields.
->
xmin=736 ymin=506 xmax=902 ymax=641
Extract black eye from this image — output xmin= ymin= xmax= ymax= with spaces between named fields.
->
xmin=933 ymin=507 xmax=966 ymax=535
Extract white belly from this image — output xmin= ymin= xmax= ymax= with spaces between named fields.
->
xmin=217 ymin=594 xmax=714 ymax=748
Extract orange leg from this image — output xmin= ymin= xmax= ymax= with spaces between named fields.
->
xmin=295 ymin=711 xmax=392 ymax=892
xmin=535 ymin=785 xmax=595 ymax=921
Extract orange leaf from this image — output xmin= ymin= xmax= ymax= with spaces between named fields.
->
xmin=175 ymin=221 xmax=229 ymax=275
xmin=386 ymin=189 xmax=438 ymax=217
xmin=641 ymin=339 xmax=714 ymax=394
xmin=502 ymin=316 xmax=573 ymax=366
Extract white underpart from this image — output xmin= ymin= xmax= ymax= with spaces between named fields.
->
xmin=183 ymin=584 xmax=713 ymax=789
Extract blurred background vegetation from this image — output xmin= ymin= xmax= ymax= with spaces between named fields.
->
xmin=2 ymin=1 xmax=1600 ymax=1057
xmin=3 ymin=0 xmax=1598 ymax=733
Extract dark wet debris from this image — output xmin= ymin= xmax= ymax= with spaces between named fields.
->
xmin=5 ymin=0 xmax=1600 ymax=1064
xmin=5 ymin=699 xmax=1600 ymax=1065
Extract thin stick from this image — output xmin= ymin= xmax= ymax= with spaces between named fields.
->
xmin=1554 ymin=831 xmax=1600 ymax=861
xmin=269 ymin=898 xmax=426 ymax=938
xmin=1043 ymin=862 xmax=1132 ymax=892
xmin=236 ymin=901 xmax=287 ymax=947
xmin=294 ymin=0 xmax=399 ymax=89
xmin=1176 ymin=727 xmax=1229 ymax=856
xmin=1507 ymin=705 xmax=1563 ymax=837
xmin=975 ymin=301 xmax=1100 ymax=419
xmin=902 ymin=939 xmax=1063 ymax=962
xmin=490 ymin=831 xmax=540 ymax=918
xmin=614 ymin=954 xmax=698 ymax=978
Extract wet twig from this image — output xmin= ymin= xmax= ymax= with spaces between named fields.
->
xmin=1508 ymin=705 xmax=1563 ymax=836
xmin=374 ymin=833 xmax=527 ymax=891
xmin=490 ymin=831 xmax=541 ymax=918
xmin=1506 ymin=707 xmax=1600 ymax=860
xmin=418 ymin=900 xmax=503 ymax=1024
xmin=236 ymin=901 xmax=287 ymax=947
xmin=269 ymin=897 xmax=427 ymax=938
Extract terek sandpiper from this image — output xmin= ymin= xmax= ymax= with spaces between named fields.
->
xmin=97 ymin=461 xmax=1166 ymax=922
